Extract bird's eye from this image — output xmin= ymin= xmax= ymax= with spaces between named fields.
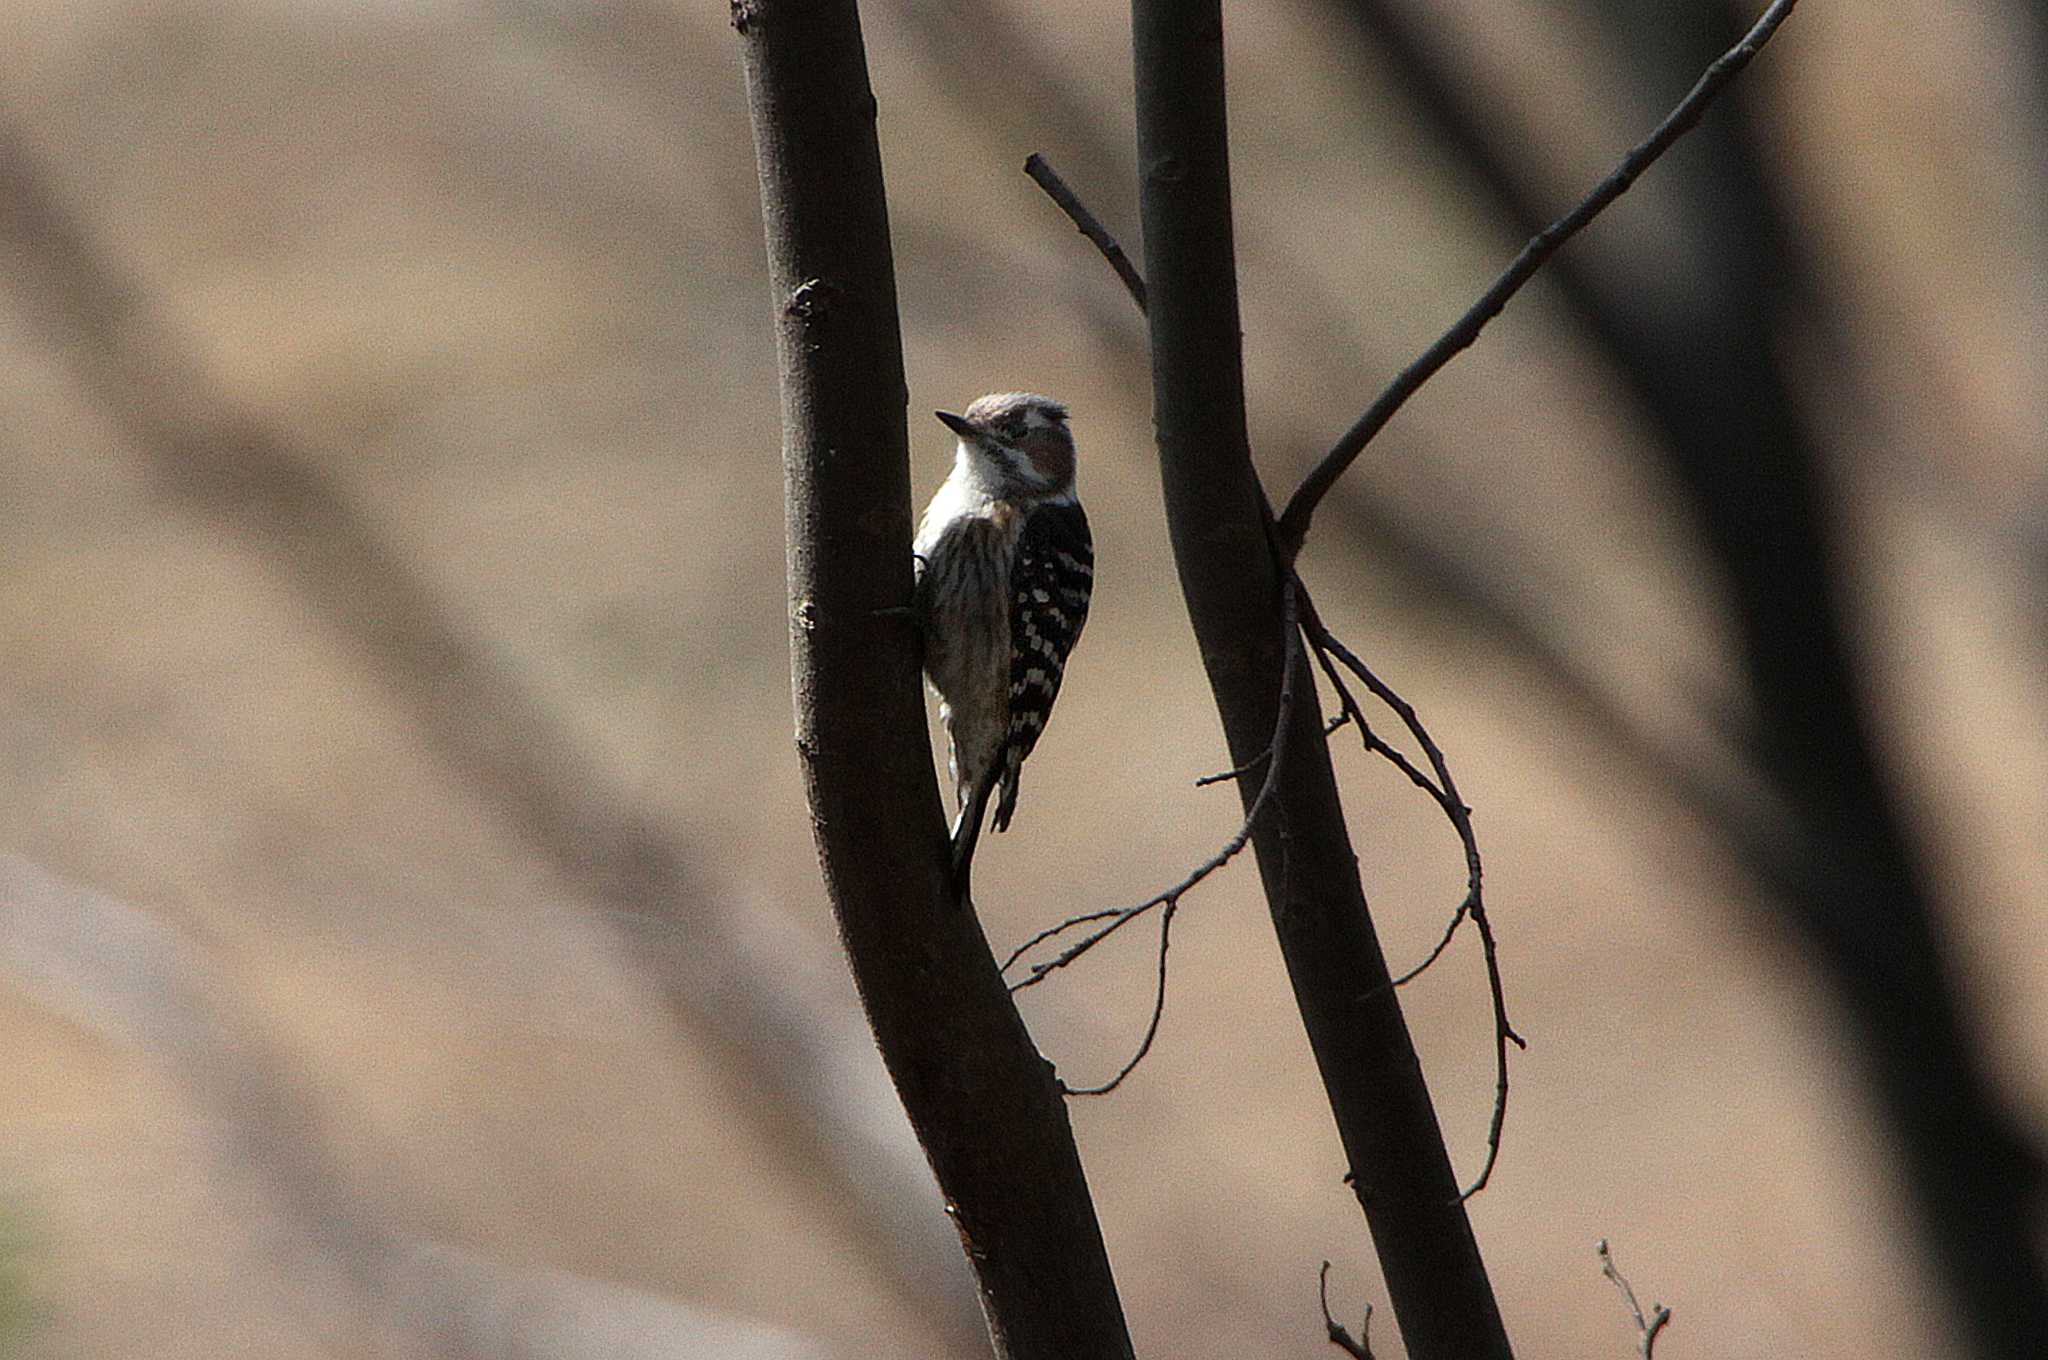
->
xmin=1001 ymin=421 xmax=1027 ymax=441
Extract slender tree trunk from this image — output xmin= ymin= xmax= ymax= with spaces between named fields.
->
xmin=1129 ymin=4 xmax=1514 ymax=1357
xmin=737 ymin=5 xmax=1134 ymax=1357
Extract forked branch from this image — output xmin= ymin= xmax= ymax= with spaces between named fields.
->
xmin=1026 ymin=155 xmax=1520 ymax=1193
xmin=1598 ymin=1239 xmax=1673 ymax=1358
xmin=1319 ymin=1262 xmax=1376 ymax=1359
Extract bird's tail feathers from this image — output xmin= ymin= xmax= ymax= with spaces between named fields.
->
xmin=991 ymin=763 xmax=1021 ymax=834
xmin=948 ymin=766 xmax=1002 ymax=910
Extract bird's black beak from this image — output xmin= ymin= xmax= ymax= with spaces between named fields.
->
xmin=934 ymin=410 xmax=978 ymax=439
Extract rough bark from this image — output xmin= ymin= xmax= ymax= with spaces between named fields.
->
xmin=737 ymin=4 xmax=1134 ymax=1357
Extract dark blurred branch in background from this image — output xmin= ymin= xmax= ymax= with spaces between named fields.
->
xmin=1325 ymin=3 xmax=2048 ymax=1349
xmin=0 ymin=123 xmax=985 ymax=1353
xmin=0 ymin=858 xmax=855 ymax=1360
xmin=1131 ymin=1 xmax=1513 ymax=1355
xmin=736 ymin=4 xmax=1136 ymax=1357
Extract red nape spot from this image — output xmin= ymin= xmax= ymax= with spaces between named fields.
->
xmin=1021 ymin=429 xmax=1075 ymax=486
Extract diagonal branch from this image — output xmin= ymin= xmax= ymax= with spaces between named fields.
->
xmin=1025 ymin=153 xmax=1148 ymax=315
xmin=1274 ymin=0 xmax=1803 ymax=557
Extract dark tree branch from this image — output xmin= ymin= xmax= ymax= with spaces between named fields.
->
xmin=737 ymin=7 xmax=1133 ymax=1357
xmin=1131 ymin=2 xmax=1511 ymax=1356
xmin=1274 ymin=0 xmax=1802 ymax=557
xmin=1024 ymin=153 xmax=1148 ymax=314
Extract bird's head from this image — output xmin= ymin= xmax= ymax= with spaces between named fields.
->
xmin=936 ymin=392 xmax=1075 ymax=498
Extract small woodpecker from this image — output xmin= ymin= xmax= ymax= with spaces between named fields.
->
xmin=914 ymin=393 xmax=1094 ymax=909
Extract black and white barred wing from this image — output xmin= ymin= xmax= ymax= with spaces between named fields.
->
xmin=994 ymin=499 xmax=1093 ymax=832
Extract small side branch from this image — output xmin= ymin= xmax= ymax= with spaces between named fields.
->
xmin=1024 ymin=153 xmax=1148 ymax=314
xmin=1318 ymin=1262 xmax=1375 ymax=1360
xmin=1058 ymin=900 xmax=1179 ymax=1097
xmin=1597 ymin=1240 xmax=1672 ymax=1358
xmin=1275 ymin=0 xmax=1803 ymax=555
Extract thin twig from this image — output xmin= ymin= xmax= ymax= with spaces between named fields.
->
xmin=1024 ymin=153 xmax=1149 ymax=314
xmin=1318 ymin=1262 xmax=1375 ymax=1359
xmin=1003 ymin=579 xmax=1302 ymax=1001
xmin=1300 ymin=631 xmax=1474 ymax=987
xmin=999 ymin=907 xmax=1127 ymax=972
xmin=1060 ymin=900 xmax=1178 ymax=1096
xmin=1598 ymin=1239 xmax=1673 ymax=1358
xmin=1194 ymin=712 xmax=1348 ymax=787
xmin=1193 ymin=747 xmax=1274 ymax=789
xmin=1297 ymin=590 xmax=1524 ymax=1200
xmin=1275 ymin=0 xmax=1803 ymax=556
xmin=1302 ymin=625 xmax=1444 ymax=804
xmin=1391 ymin=897 xmax=1472 ymax=988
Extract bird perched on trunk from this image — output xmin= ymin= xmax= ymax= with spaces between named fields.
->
xmin=914 ymin=393 xmax=1094 ymax=909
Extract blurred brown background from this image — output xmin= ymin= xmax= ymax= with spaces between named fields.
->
xmin=2 ymin=0 xmax=2043 ymax=1356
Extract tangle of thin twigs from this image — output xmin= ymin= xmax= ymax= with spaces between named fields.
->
xmin=1297 ymin=588 xmax=1523 ymax=1199
xmin=1017 ymin=159 xmax=1515 ymax=1137
xmin=1002 ymin=580 xmax=1303 ymax=1094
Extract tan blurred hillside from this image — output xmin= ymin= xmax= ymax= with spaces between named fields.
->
xmin=2 ymin=1 xmax=2044 ymax=1357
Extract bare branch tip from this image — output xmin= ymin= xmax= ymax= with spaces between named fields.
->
xmin=1020 ymin=151 xmax=1148 ymax=313
xmin=1599 ymin=1238 xmax=1672 ymax=1357
xmin=1318 ymin=1261 xmax=1375 ymax=1359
